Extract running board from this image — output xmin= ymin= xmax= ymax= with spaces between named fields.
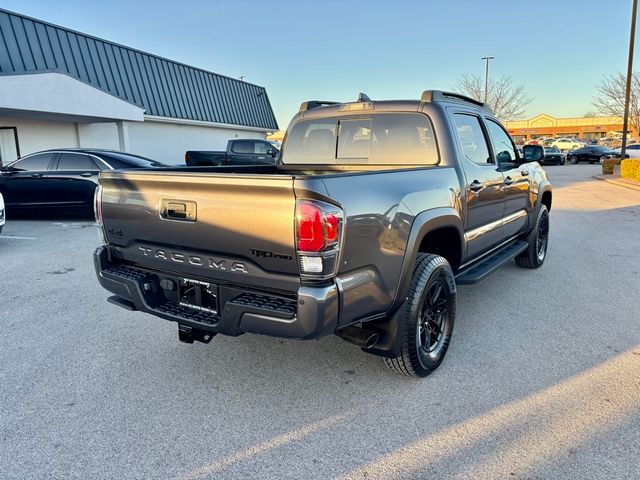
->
xmin=455 ymin=240 xmax=528 ymax=285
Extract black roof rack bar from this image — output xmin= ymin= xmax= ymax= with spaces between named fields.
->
xmin=299 ymin=100 xmax=339 ymax=112
xmin=421 ymin=90 xmax=492 ymax=112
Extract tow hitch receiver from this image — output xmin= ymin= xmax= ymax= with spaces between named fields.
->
xmin=178 ymin=324 xmax=216 ymax=344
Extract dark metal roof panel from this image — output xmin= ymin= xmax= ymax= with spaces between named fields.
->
xmin=0 ymin=8 xmax=278 ymax=130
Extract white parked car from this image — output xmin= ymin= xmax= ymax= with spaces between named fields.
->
xmin=0 ymin=191 xmax=4 ymax=234
xmin=551 ymin=137 xmax=585 ymax=151
xmin=614 ymin=143 xmax=640 ymax=158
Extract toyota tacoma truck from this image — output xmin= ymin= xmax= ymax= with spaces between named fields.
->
xmin=93 ymin=91 xmax=552 ymax=377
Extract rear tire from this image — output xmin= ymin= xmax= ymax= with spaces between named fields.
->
xmin=569 ymin=155 xmax=578 ymax=164
xmin=515 ymin=205 xmax=549 ymax=269
xmin=384 ymin=254 xmax=456 ymax=377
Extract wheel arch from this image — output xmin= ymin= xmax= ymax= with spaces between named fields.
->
xmin=365 ymin=208 xmax=463 ymax=358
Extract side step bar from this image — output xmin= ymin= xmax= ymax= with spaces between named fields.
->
xmin=455 ymin=240 xmax=528 ymax=285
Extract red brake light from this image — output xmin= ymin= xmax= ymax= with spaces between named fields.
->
xmin=324 ymin=213 xmax=339 ymax=244
xmin=296 ymin=200 xmax=342 ymax=252
xmin=296 ymin=201 xmax=325 ymax=251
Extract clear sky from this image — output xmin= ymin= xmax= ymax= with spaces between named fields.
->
xmin=1 ymin=0 xmax=635 ymax=129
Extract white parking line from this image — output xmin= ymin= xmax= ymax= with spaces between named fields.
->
xmin=0 ymin=235 xmax=36 ymax=240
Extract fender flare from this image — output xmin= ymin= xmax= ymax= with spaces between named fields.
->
xmin=393 ymin=207 xmax=463 ymax=308
xmin=365 ymin=207 xmax=464 ymax=357
xmin=536 ymin=181 xmax=552 ymax=212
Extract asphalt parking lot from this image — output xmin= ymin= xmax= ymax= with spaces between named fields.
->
xmin=1 ymin=164 xmax=639 ymax=480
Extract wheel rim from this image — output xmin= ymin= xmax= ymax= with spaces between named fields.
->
xmin=599 ymin=156 xmax=605 ymax=164
xmin=537 ymin=212 xmax=549 ymax=261
xmin=417 ymin=279 xmax=449 ymax=356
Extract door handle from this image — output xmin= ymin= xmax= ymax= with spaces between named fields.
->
xmin=469 ymin=180 xmax=484 ymax=193
xmin=504 ymin=176 xmax=514 ymax=186
xmin=520 ymin=169 xmax=529 ymax=176
xmin=80 ymin=172 xmax=93 ymax=177
xmin=30 ymin=173 xmax=43 ymax=178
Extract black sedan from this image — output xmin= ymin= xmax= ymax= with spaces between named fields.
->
xmin=0 ymin=149 xmax=166 ymax=216
xmin=541 ymin=147 xmax=564 ymax=165
xmin=567 ymin=146 xmax=619 ymax=165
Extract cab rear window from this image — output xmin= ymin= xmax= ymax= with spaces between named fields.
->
xmin=282 ymin=113 xmax=439 ymax=165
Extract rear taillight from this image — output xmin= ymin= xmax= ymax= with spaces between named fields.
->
xmin=295 ymin=200 xmax=343 ymax=278
xmin=94 ymin=185 xmax=107 ymax=244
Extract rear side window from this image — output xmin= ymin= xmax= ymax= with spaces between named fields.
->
xmin=282 ymin=113 xmax=438 ymax=165
xmin=11 ymin=153 xmax=55 ymax=171
xmin=57 ymin=153 xmax=100 ymax=170
xmin=453 ymin=114 xmax=492 ymax=165
xmin=231 ymin=141 xmax=253 ymax=154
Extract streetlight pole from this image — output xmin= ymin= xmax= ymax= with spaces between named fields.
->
xmin=481 ymin=56 xmax=494 ymax=104
xmin=621 ymin=0 xmax=638 ymax=161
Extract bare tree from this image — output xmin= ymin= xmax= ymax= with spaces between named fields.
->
xmin=454 ymin=74 xmax=533 ymax=121
xmin=593 ymin=72 xmax=640 ymax=134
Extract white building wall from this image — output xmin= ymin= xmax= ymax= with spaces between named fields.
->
xmin=1 ymin=116 xmax=268 ymax=165
xmin=77 ymin=123 xmax=120 ymax=150
xmin=126 ymin=119 xmax=267 ymax=164
xmin=0 ymin=116 xmax=79 ymax=157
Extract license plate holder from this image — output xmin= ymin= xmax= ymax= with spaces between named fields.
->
xmin=178 ymin=278 xmax=218 ymax=314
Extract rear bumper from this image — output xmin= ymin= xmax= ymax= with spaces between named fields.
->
xmin=94 ymin=246 xmax=339 ymax=339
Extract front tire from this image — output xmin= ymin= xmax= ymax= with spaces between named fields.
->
xmin=384 ymin=254 xmax=456 ymax=377
xmin=515 ymin=205 xmax=549 ymax=269
xmin=569 ymin=155 xmax=578 ymax=164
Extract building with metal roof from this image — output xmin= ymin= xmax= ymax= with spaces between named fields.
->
xmin=0 ymin=8 xmax=278 ymax=165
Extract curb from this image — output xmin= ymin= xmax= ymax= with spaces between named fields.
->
xmin=592 ymin=175 xmax=640 ymax=192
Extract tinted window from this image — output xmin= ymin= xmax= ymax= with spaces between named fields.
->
xmin=254 ymin=142 xmax=271 ymax=154
xmin=370 ymin=114 xmax=438 ymax=164
xmin=282 ymin=118 xmax=338 ymax=164
xmin=11 ymin=153 xmax=55 ymax=171
xmin=453 ymin=114 xmax=491 ymax=165
xmin=337 ymin=119 xmax=371 ymax=160
xmin=97 ymin=152 xmax=164 ymax=168
xmin=282 ymin=113 xmax=438 ymax=165
xmin=231 ymin=140 xmax=253 ymax=154
xmin=57 ymin=153 xmax=99 ymax=170
xmin=486 ymin=120 xmax=516 ymax=164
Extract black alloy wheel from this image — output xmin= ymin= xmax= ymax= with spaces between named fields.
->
xmin=417 ymin=279 xmax=449 ymax=357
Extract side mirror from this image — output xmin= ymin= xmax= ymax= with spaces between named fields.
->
xmin=268 ymin=148 xmax=278 ymax=157
xmin=522 ymin=145 xmax=544 ymax=163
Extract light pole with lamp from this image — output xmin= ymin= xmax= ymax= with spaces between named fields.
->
xmin=481 ymin=56 xmax=494 ymax=104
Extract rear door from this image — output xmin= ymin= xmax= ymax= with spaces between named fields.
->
xmin=47 ymin=152 xmax=101 ymax=208
xmin=451 ymin=112 xmax=506 ymax=259
xmin=484 ymin=118 xmax=529 ymax=239
xmin=0 ymin=152 xmax=56 ymax=207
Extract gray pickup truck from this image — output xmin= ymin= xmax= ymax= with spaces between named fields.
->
xmin=94 ymin=91 xmax=551 ymax=377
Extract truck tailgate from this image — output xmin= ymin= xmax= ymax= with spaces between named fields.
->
xmin=99 ymin=171 xmax=299 ymax=292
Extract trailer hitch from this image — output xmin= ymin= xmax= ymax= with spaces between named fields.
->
xmin=178 ymin=324 xmax=216 ymax=344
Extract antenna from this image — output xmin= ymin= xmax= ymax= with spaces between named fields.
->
xmin=357 ymin=92 xmax=371 ymax=102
